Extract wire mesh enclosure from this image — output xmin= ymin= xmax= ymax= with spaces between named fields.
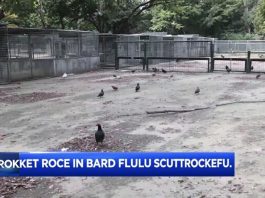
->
xmin=0 ymin=27 xmax=9 ymax=83
xmin=250 ymin=59 xmax=265 ymax=73
xmin=99 ymin=34 xmax=118 ymax=68
xmin=0 ymin=27 xmax=99 ymax=82
xmin=213 ymin=58 xmax=247 ymax=72
xmin=116 ymin=40 xmax=212 ymax=72
xmin=215 ymin=40 xmax=265 ymax=59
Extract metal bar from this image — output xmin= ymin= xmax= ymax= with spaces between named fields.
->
xmin=210 ymin=42 xmax=214 ymax=72
xmin=115 ymin=42 xmax=119 ymax=70
xmin=143 ymin=42 xmax=147 ymax=70
xmin=246 ymin=51 xmax=251 ymax=73
xmin=148 ymin=57 xmax=210 ymax=60
xmin=28 ymin=33 xmax=33 ymax=78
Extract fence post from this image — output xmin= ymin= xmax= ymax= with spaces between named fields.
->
xmin=6 ymin=27 xmax=10 ymax=82
xmin=114 ymin=42 xmax=119 ymax=70
xmin=246 ymin=51 xmax=251 ymax=73
xmin=78 ymin=32 xmax=81 ymax=57
xmin=28 ymin=33 xmax=33 ymax=78
xmin=143 ymin=42 xmax=147 ymax=71
xmin=210 ymin=42 xmax=214 ymax=72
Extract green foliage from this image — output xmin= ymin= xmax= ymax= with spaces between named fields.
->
xmin=150 ymin=6 xmax=183 ymax=33
xmin=254 ymin=0 xmax=265 ymax=35
xmin=220 ymin=32 xmax=261 ymax=40
xmin=0 ymin=0 xmax=265 ymax=38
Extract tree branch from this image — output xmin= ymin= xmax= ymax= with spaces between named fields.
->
xmin=146 ymin=100 xmax=265 ymax=115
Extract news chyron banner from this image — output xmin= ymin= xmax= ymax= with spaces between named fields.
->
xmin=0 ymin=152 xmax=235 ymax=177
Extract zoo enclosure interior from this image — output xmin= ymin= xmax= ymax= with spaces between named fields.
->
xmin=114 ymin=39 xmax=265 ymax=73
xmin=0 ymin=27 xmax=99 ymax=83
xmin=2 ymin=28 xmax=265 ymax=83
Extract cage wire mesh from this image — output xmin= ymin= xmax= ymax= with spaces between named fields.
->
xmin=117 ymin=41 xmax=144 ymax=70
xmin=213 ymin=40 xmax=265 ymax=72
xmin=213 ymin=59 xmax=246 ymax=72
xmin=116 ymin=39 xmax=212 ymax=72
xmin=146 ymin=40 xmax=211 ymax=72
xmin=99 ymin=34 xmax=117 ymax=68
xmin=0 ymin=28 xmax=99 ymax=81
xmin=0 ymin=27 xmax=9 ymax=83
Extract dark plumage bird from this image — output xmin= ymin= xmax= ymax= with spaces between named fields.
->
xmin=162 ymin=69 xmax=167 ymax=73
xmin=152 ymin=68 xmax=159 ymax=72
xmin=256 ymin=74 xmax=261 ymax=79
xmin=113 ymin=74 xmax=117 ymax=78
xmin=135 ymin=83 xmax=140 ymax=92
xmin=111 ymin=86 xmax=118 ymax=91
xmin=170 ymin=74 xmax=174 ymax=78
xmin=152 ymin=73 xmax=156 ymax=77
xmin=97 ymin=89 xmax=104 ymax=98
xmin=95 ymin=124 xmax=105 ymax=144
xmin=225 ymin=65 xmax=231 ymax=73
xmin=195 ymin=87 xmax=200 ymax=95
xmin=251 ymin=66 xmax=254 ymax=71
xmin=221 ymin=55 xmax=225 ymax=59
xmin=131 ymin=70 xmax=136 ymax=73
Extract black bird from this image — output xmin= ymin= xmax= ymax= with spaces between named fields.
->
xmin=95 ymin=124 xmax=105 ymax=145
xmin=170 ymin=74 xmax=174 ymax=78
xmin=131 ymin=70 xmax=136 ymax=73
xmin=111 ymin=85 xmax=118 ymax=91
xmin=113 ymin=74 xmax=117 ymax=78
xmin=135 ymin=83 xmax=140 ymax=92
xmin=152 ymin=73 xmax=156 ymax=77
xmin=162 ymin=69 xmax=167 ymax=73
xmin=97 ymin=89 xmax=104 ymax=98
xmin=152 ymin=68 xmax=159 ymax=72
xmin=256 ymin=74 xmax=261 ymax=79
xmin=225 ymin=65 xmax=231 ymax=73
xmin=195 ymin=87 xmax=200 ymax=95
xmin=251 ymin=66 xmax=254 ymax=71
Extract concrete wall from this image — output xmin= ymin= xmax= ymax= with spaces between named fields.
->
xmin=54 ymin=57 xmax=99 ymax=76
xmin=0 ymin=61 xmax=9 ymax=83
xmin=3 ymin=56 xmax=99 ymax=82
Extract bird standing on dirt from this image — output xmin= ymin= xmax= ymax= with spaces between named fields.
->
xmin=256 ymin=74 xmax=261 ymax=79
xmin=225 ymin=65 xmax=231 ymax=73
xmin=162 ymin=69 xmax=167 ymax=73
xmin=135 ymin=83 xmax=140 ymax=92
xmin=97 ymin=89 xmax=104 ymax=98
xmin=95 ymin=124 xmax=105 ymax=145
xmin=195 ymin=87 xmax=200 ymax=95
xmin=111 ymin=86 xmax=118 ymax=91
xmin=152 ymin=68 xmax=159 ymax=72
xmin=62 ymin=73 xmax=68 ymax=78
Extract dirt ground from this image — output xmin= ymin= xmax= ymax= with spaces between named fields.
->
xmin=0 ymin=69 xmax=265 ymax=198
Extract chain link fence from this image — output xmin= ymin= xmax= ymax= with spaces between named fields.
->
xmin=116 ymin=40 xmax=212 ymax=72
xmin=0 ymin=27 xmax=99 ymax=83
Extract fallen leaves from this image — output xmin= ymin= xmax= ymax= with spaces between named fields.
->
xmin=0 ymin=177 xmax=39 ymax=196
xmin=0 ymin=92 xmax=65 ymax=104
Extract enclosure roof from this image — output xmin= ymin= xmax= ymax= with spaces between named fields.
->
xmin=1 ymin=27 xmax=96 ymax=35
